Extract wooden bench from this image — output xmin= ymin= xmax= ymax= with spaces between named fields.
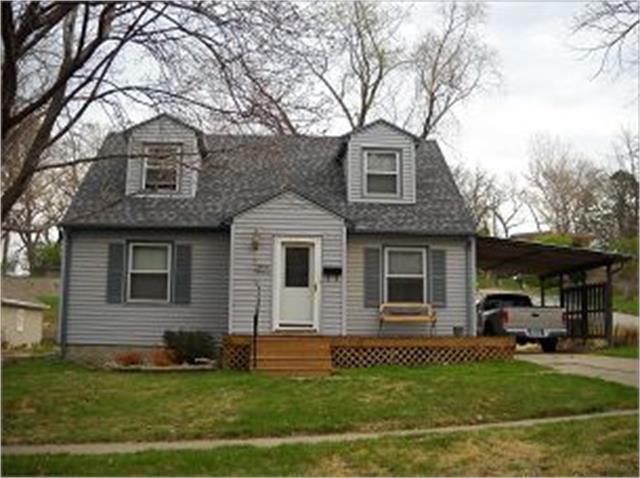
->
xmin=378 ymin=302 xmax=437 ymax=335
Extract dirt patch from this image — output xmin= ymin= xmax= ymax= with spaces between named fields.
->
xmin=1 ymin=277 xmax=59 ymax=303
xmin=436 ymin=435 xmax=548 ymax=476
xmin=312 ymin=455 xmax=358 ymax=476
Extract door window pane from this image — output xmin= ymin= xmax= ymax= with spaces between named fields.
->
xmin=285 ymin=247 xmax=309 ymax=287
xmin=388 ymin=278 xmax=424 ymax=302
xmin=388 ymin=251 xmax=423 ymax=274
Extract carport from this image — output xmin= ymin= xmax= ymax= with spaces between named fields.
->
xmin=476 ymin=236 xmax=630 ymax=343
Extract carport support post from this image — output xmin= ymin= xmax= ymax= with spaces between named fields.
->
xmin=540 ymin=277 xmax=546 ymax=307
xmin=605 ymin=264 xmax=613 ymax=346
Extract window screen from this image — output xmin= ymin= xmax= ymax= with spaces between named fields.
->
xmin=365 ymin=151 xmax=399 ymax=196
xmin=144 ymin=145 xmax=179 ymax=192
xmin=129 ymin=244 xmax=171 ymax=301
xmin=385 ymin=249 xmax=426 ymax=303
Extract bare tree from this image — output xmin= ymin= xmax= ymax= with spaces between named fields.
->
xmin=608 ymin=128 xmax=639 ymax=238
xmin=526 ymin=133 xmax=607 ymax=235
xmin=612 ymin=127 xmax=639 ymax=179
xmin=1 ymin=2 xmax=314 ymax=223
xmin=572 ymin=1 xmax=639 ymax=77
xmin=3 ymin=122 xmax=103 ymax=272
xmin=409 ymin=2 xmax=500 ymax=138
xmin=451 ymin=163 xmax=526 ymax=237
xmin=491 ymin=175 xmax=527 ymax=238
xmin=302 ymin=1 xmax=408 ymax=129
xmin=450 ymin=162 xmax=500 ymax=232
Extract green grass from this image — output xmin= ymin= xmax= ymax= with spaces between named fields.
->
xmin=3 ymin=415 xmax=637 ymax=476
xmin=477 ymin=273 xmax=538 ymax=294
xmin=2 ymin=358 xmax=637 ymax=446
xmin=597 ymin=345 xmax=639 ymax=359
xmin=613 ymin=293 xmax=639 ymax=316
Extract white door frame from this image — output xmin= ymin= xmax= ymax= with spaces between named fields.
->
xmin=272 ymin=236 xmax=322 ymax=332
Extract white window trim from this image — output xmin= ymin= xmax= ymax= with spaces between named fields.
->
xmin=272 ymin=236 xmax=322 ymax=332
xmin=127 ymin=242 xmax=172 ymax=303
xmin=384 ymin=247 xmax=428 ymax=303
xmin=142 ymin=144 xmax=181 ymax=193
xmin=363 ymin=150 xmax=401 ymax=198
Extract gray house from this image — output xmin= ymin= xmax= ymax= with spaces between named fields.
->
xmin=60 ymin=114 xmax=477 ymax=363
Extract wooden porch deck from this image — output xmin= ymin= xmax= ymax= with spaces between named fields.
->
xmin=222 ymin=335 xmax=515 ymax=375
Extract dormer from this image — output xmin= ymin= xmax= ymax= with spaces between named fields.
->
xmin=124 ymin=114 xmax=201 ymax=198
xmin=345 ymin=120 xmax=416 ymax=204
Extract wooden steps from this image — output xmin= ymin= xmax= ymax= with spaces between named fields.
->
xmin=252 ymin=336 xmax=332 ymax=376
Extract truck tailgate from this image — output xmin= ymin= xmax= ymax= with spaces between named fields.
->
xmin=505 ymin=307 xmax=564 ymax=329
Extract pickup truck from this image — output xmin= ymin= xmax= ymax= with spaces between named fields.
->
xmin=477 ymin=292 xmax=567 ymax=352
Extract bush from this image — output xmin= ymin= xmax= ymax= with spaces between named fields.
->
xmin=150 ymin=347 xmax=175 ymax=367
xmin=115 ymin=351 xmax=143 ymax=366
xmin=32 ymin=243 xmax=61 ymax=269
xmin=533 ymin=233 xmax=587 ymax=248
xmin=163 ymin=330 xmax=215 ymax=364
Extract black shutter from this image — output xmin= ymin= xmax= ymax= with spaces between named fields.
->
xmin=173 ymin=244 xmax=192 ymax=304
xmin=431 ymin=249 xmax=447 ymax=306
xmin=363 ymin=248 xmax=381 ymax=308
xmin=106 ymin=243 xmax=125 ymax=303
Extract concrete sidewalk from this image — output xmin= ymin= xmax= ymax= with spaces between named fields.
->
xmin=517 ymin=353 xmax=639 ymax=387
xmin=2 ymin=409 xmax=636 ymax=456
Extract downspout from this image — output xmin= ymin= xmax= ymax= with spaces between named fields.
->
xmin=59 ymin=228 xmax=72 ymax=357
xmin=466 ymin=235 xmax=477 ymax=336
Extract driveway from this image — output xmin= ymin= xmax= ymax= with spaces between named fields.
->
xmin=516 ymin=353 xmax=639 ymax=388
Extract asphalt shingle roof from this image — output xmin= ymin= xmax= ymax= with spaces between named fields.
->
xmin=62 ymin=126 xmax=475 ymax=235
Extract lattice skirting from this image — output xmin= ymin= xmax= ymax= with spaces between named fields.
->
xmin=222 ymin=336 xmax=514 ymax=371
xmin=331 ymin=344 xmax=513 ymax=368
xmin=222 ymin=342 xmax=251 ymax=371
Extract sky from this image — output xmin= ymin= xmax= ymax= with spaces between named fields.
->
xmin=98 ymin=1 xmax=638 ymax=177
xmin=409 ymin=1 xmax=638 ymax=176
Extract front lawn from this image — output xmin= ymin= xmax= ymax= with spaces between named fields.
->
xmin=597 ymin=345 xmax=639 ymax=359
xmin=2 ymin=358 xmax=637 ymax=445
xmin=3 ymin=415 xmax=637 ymax=476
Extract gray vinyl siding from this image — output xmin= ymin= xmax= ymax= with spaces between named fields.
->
xmin=347 ymin=123 xmax=416 ymax=204
xmin=230 ymin=192 xmax=345 ymax=335
xmin=347 ymin=234 xmax=470 ymax=336
xmin=66 ymin=230 xmax=228 ymax=346
xmin=125 ymin=116 xmax=199 ymax=197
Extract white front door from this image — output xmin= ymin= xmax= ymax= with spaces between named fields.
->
xmin=274 ymin=238 xmax=320 ymax=330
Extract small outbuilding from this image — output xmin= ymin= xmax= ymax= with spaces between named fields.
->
xmin=1 ymin=298 xmax=48 ymax=348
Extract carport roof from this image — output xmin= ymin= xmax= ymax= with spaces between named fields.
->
xmin=476 ymin=236 xmax=630 ymax=278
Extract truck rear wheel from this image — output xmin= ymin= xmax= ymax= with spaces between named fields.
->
xmin=540 ymin=338 xmax=558 ymax=353
xmin=483 ymin=322 xmax=495 ymax=336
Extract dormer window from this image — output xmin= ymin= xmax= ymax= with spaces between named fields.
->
xmin=143 ymin=144 xmax=180 ymax=193
xmin=364 ymin=150 xmax=400 ymax=197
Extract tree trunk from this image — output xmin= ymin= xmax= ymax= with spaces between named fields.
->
xmin=1 ymin=233 xmax=11 ymax=276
